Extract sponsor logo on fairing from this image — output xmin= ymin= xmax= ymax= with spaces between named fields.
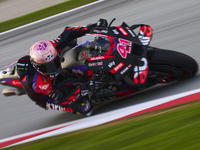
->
xmin=83 ymin=51 xmax=87 ymax=57
xmin=72 ymin=69 xmax=84 ymax=75
xmin=93 ymin=30 xmax=108 ymax=34
xmin=108 ymin=61 xmax=115 ymax=68
xmin=112 ymin=29 xmax=119 ymax=35
xmin=110 ymin=62 xmax=125 ymax=74
xmin=88 ymin=62 xmax=103 ymax=67
xmin=90 ymin=56 xmax=105 ymax=61
xmin=126 ymin=27 xmax=135 ymax=37
xmin=116 ymin=26 xmax=128 ymax=36
xmin=89 ymin=56 xmax=115 ymax=61
xmin=120 ymin=64 xmax=132 ymax=75
xmin=133 ymin=57 xmax=148 ymax=84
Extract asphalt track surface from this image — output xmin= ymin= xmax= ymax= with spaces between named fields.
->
xmin=0 ymin=0 xmax=200 ymax=139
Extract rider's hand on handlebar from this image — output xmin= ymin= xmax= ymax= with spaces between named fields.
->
xmin=97 ymin=19 xmax=108 ymax=27
xmin=87 ymin=18 xmax=108 ymax=32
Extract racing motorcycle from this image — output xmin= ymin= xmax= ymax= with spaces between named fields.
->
xmin=0 ymin=19 xmax=198 ymax=104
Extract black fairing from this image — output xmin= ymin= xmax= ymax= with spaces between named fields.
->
xmin=85 ymin=22 xmax=148 ymax=83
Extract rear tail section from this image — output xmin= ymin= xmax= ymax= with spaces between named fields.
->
xmin=0 ymin=61 xmax=25 ymax=96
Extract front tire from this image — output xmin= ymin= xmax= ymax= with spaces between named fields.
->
xmin=147 ymin=47 xmax=198 ymax=83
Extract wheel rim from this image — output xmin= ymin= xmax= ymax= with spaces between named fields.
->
xmin=149 ymin=64 xmax=191 ymax=82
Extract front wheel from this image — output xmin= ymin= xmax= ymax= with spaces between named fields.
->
xmin=147 ymin=47 xmax=198 ymax=83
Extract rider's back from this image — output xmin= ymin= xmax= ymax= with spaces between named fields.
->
xmin=17 ymin=55 xmax=48 ymax=108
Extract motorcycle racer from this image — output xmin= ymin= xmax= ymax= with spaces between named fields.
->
xmin=16 ymin=19 xmax=108 ymax=116
xmin=0 ymin=19 xmax=197 ymax=119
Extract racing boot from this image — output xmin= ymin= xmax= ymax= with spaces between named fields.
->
xmin=59 ymin=85 xmax=93 ymax=116
xmin=80 ymin=98 xmax=93 ymax=116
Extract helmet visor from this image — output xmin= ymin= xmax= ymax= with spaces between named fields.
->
xmin=37 ymin=56 xmax=61 ymax=76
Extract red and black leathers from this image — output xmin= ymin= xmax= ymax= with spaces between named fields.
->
xmin=17 ymin=25 xmax=95 ymax=114
xmin=50 ymin=26 xmax=93 ymax=52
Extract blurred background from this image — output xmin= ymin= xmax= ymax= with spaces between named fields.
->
xmin=0 ymin=0 xmax=67 ymax=22
xmin=1 ymin=0 xmax=200 ymax=149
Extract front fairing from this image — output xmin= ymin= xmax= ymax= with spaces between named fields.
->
xmin=63 ymin=22 xmax=151 ymax=83
xmin=90 ymin=22 xmax=142 ymax=46
xmin=82 ymin=24 xmax=141 ymax=79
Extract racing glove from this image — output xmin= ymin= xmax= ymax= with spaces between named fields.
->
xmin=97 ymin=18 xmax=108 ymax=27
xmin=87 ymin=18 xmax=108 ymax=32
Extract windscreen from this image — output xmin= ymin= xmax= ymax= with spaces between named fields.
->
xmin=80 ymin=34 xmax=110 ymax=57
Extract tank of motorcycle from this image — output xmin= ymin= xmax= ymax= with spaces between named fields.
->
xmin=60 ymin=34 xmax=111 ymax=69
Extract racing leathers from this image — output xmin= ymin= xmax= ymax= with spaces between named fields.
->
xmin=17 ymin=21 xmax=106 ymax=115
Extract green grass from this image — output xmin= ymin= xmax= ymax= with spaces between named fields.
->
xmin=0 ymin=0 xmax=97 ymax=33
xmin=5 ymin=100 xmax=200 ymax=150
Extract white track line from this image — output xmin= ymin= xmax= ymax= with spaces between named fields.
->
xmin=0 ymin=0 xmax=105 ymax=36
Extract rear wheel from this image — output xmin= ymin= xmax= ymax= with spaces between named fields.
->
xmin=147 ymin=47 xmax=198 ymax=83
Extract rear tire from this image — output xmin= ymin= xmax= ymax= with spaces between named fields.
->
xmin=147 ymin=47 xmax=198 ymax=82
